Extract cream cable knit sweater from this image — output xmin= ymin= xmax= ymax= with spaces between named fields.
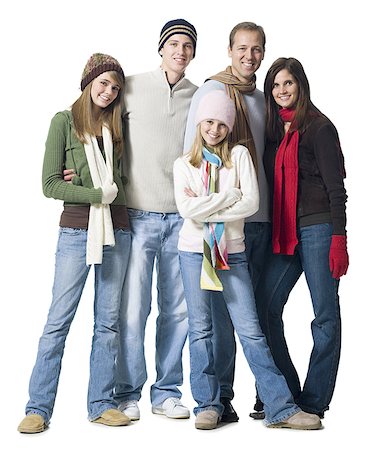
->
xmin=121 ymin=68 xmax=197 ymax=213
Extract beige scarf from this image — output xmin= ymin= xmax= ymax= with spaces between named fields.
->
xmin=208 ymin=66 xmax=258 ymax=172
xmin=84 ymin=126 xmax=115 ymax=265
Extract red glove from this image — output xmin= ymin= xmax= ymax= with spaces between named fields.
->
xmin=329 ymin=235 xmax=349 ymax=279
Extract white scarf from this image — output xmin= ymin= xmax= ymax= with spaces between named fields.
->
xmin=84 ymin=126 xmax=115 ymax=265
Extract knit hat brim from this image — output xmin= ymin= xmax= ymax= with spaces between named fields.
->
xmin=81 ymin=54 xmax=125 ymax=91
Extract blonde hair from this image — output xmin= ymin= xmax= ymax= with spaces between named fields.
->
xmin=188 ymin=124 xmax=233 ymax=169
xmin=71 ymin=71 xmax=125 ymax=157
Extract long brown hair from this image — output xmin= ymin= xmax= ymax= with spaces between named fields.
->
xmin=71 ymin=70 xmax=125 ymax=157
xmin=264 ymin=57 xmax=322 ymax=142
xmin=188 ymin=125 xmax=233 ymax=169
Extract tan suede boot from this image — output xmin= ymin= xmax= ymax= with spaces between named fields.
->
xmin=17 ymin=414 xmax=47 ymax=433
xmin=195 ymin=410 xmax=220 ymax=430
xmin=267 ymin=411 xmax=322 ymax=430
xmin=92 ymin=408 xmax=130 ymax=426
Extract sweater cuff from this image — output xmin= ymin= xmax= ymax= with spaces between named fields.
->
xmin=91 ymin=187 xmax=103 ymax=204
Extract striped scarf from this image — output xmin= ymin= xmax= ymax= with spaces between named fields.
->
xmin=200 ymin=147 xmax=230 ymax=291
xmin=208 ymin=66 xmax=258 ymax=173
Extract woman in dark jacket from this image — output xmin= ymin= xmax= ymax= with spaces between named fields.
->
xmin=259 ymin=57 xmax=348 ymax=419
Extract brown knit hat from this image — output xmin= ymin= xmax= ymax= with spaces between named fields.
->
xmin=81 ymin=53 xmax=125 ymax=91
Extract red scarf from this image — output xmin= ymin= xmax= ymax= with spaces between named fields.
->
xmin=272 ymin=108 xmax=299 ymax=255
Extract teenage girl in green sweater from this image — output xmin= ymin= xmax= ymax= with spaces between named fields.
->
xmin=18 ymin=53 xmax=131 ymax=433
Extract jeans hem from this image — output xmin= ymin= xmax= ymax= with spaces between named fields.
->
xmin=151 ymin=393 xmax=183 ymax=407
xmin=263 ymin=406 xmax=301 ymax=426
xmin=25 ymin=410 xmax=49 ymax=424
xmin=194 ymin=406 xmax=223 ymax=416
xmin=298 ymin=403 xmax=327 ymax=418
xmin=88 ymin=404 xmax=119 ymax=422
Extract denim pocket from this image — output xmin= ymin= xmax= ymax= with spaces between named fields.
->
xmin=59 ymin=227 xmax=85 ymax=236
xmin=115 ymin=228 xmax=131 ymax=236
xmin=127 ymin=208 xmax=145 ymax=219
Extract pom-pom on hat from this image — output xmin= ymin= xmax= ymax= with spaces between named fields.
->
xmin=158 ymin=19 xmax=197 ymax=57
xmin=195 ymin=90 xmax=236 ymax=132
xmin=81 ymin=53 xmax=125 ymax=91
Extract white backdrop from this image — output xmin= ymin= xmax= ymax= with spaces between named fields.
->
xmin=1 ymin=0 xmax=382 ymax=448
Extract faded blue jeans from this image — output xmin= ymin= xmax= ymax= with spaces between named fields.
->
xmin=25 ymin=227 xmax=131 ymax=422
xmin=115 ymin=210 xmax=188 ymax=407
xmin=179 ymin=250 xmax=300 ymax=425
xmin=212 ymin=222 xmax=271 ymax=400
xmin=259 ymin=223 xmax=341 ymax=417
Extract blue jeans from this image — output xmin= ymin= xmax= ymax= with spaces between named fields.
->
xmin=179 ymin=251 xmax=299 ymax=425
xmin=115 ymin=210 xmax=188 ymax=406
xmin=212 ymin=222 xmax=271 ymax=399
xmin=259 ymin=223 xmax=341 ymax=417
xmin=25 ymin=227 xmax=131 ymax=422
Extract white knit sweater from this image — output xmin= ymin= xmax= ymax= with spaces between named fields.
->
xmin=173 ymin=145 xmax=259 ymax=254
xmin=121 ymin=68 xmax=197 ymax=213
xmin=183 ymin=79 xmax=269 ymax=223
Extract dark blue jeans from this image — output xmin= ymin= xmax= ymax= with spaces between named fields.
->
xmin=259 ymin=223 xmax=341 ymax=417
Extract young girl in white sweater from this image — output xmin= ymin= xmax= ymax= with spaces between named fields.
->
xmin=173 ymin=90 xmax=322 ymax=431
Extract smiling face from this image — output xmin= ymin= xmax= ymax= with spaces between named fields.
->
xmin=90 ymin=72 xmax=121 ymax=111
xmin=160 ymin=34 xmax=194 ymax=81
xmin=228 ymin=30 xmax=264 ymax=82
xmin=272 ymin=69 xmax=299 ymax=109
xmin=200 ymin=119 xmax=229 ymax=147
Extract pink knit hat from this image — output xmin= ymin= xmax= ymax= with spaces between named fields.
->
xmin=194 ymin=90 xmax=236 ymax=132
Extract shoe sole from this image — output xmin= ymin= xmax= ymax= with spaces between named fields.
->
xmin=195 ymin=423 xmax=218 ymax=430
xmin=18 ymin=424 xmax=47 ymax=434
xmin=92 ymin=418 xmax=130 ymax=426
xmin=267 ymin=422 xmax=322 ymax=430
xmin=125 ymin=415 xmax=140 ymax=421
xmin=195 ymin=418 xmax=219 ymax=430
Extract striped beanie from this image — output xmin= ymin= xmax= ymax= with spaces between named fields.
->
xmin=158 ymin=19 xmax=197 ymax=57
xmin=81 ymin=53 xmax=125 ymax=91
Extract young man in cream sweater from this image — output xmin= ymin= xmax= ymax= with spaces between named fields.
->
xmin=115 ymin=19 xmax=198 ymax=421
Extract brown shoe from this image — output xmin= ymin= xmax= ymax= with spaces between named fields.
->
xmin=92 ymin=409 xmax=130 ymax=427
xmin=268 ymin=411 xmax=322 ymax=430
xmin=17 ymin=414 xmax=47 ymax=434
xmin=195 ymin=410 xmax=220 ymax=430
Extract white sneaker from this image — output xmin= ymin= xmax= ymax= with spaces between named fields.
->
xmin=119 ymin=400 xmax=140 ymax=421
xmin=152 ymin=397 xmax=190 ymax=419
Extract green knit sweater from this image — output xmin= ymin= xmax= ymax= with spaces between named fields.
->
xmin=42 ymin=110 xmax=126 ymax=206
